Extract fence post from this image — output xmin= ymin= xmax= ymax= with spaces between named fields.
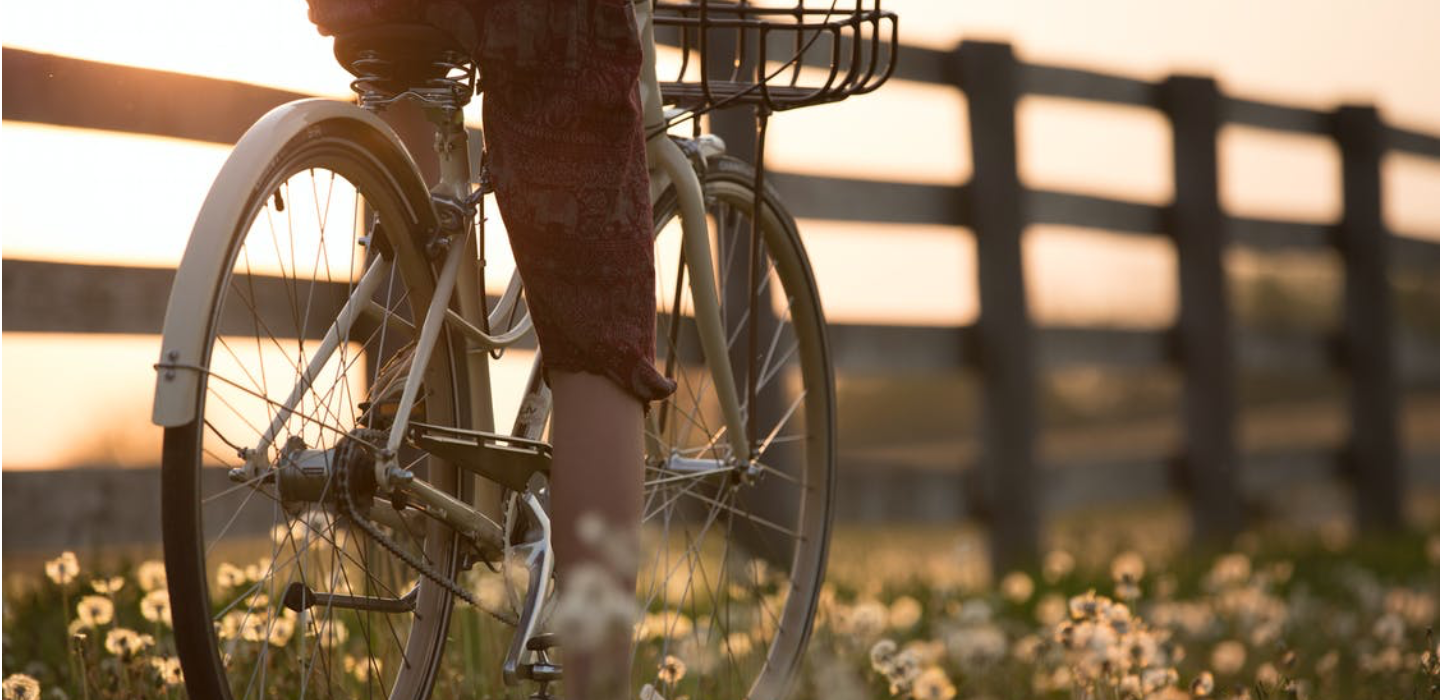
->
xmin=954 ymin=41 xmax=1040 ymax=571
xmin=1334 ymin=105 xmax=1404 ymax=530
xmin=1162 ymin=76 xmax=1244 ymax=543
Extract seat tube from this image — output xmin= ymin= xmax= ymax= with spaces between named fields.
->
xmin=634 ymin=0 xmax=668 ymax=131
xmin=430 ymin=105 xmax=504 ymax=515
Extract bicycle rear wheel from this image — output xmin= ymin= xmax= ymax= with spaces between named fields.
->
xmin=160 ymin=114 xmax=467 ymax=699
xmin=639 ymin=154 xmax=836 ymax=700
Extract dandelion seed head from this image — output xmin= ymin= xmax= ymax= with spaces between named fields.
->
xmin=44 ymin=552 xmax=79 ymax=587
xmin=845 ymin=600 xmax=889 ymax=639
xmin=869 ymin=639 xmax=898 ymax=671
xmin=945 ymin=623 xmax=1007 ymax=669
xmin=75 ymin=595 xmax=115 ymax=628
xmin=216 ymin=562 xmax=247 ymax=589
xmin=150 ymin=656 xmax=184 ymax=686
xmin=136 ymin=560 xmax=167 ymax=592
xmin=1372 ymin=613 xmax=1405 ymax=646
xmin=140 ymin=589 xmax=172 ymax=626
xmin=911 ymin=667 xmax=957 ymax=700
xmin=1000 ymin=571 xmax=1035 ymax=604
xmin=724 ymin=631 xmax=754 ymax=657
xmin=1035 ymin=593 xmax=1068 ymax=626
xmin=104 ymin=627 xmax=151 ymax=657
xmin=1190 ymin=670 xmax=1215 ymax=697
xmin=1210 ymin=640 xmax=1246 ymax=675
xmin=2 ymin=674 xmax=41 ymax=700
xmin=1110 ymin=550 xmax=1146 ymax=585
xmin=657 ymin=655 xmax=687 ymax=685
xmin=1205 ymin=554 xmax=1251 ymax=591
xmin=956 ymin=599 xmax=993 ymax=626
xmin=1012 ymin=634 xmax=1044 ymax=663
xmin=1043 ymin=550 xmax=1075 ymax=583
xmin=311 ymin=617 xmax=349 ymax=648
xmin=888 ymin=596 xmax=923 ymax=630
xmin=91 ymin=576 xmax=124 ymax=595
xmin=550 ymin=563 xmax=639 ymax=651
xmin=268 ymin=615 xmax=296 ymax=647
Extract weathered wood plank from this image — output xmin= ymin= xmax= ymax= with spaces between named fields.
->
xmin=1036 ymin=327 xmax=1168 ymax=368
xmin=1022 ymin=64 xmax=1160 ymax=108
xmin=1335 ymin=105 xmax=1405 ymax=530
xmin=1225 ymin=97 xmax=1332 ymax=135
xmin=1392 ymin=234 xmax=1440 ymax=272
xmin=1228 ymin=217 xmax=1335 ymax=252
xmin=956 ymin=40 xmax=1041 ymax=568
xmin=768 ymin=173 xmax=965 ymax=225
xmin=1166 ymin=75 xmax=1244 ymax=541
xmin=2 ymin=48 xmax=307 ymax=144
xmin=1236 ymin=330 xmax=1334 ymax=374
xmin=828 ymin=323 xmax=973 ymax=372
xmin=1028 ymin=190 xmax=1166 ymax=235
xmin=1388 ymin=124 xmax=1440 ymax=159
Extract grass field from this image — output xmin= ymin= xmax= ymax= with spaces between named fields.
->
xmin=4 ymin=511 xmax=1439 ymax=700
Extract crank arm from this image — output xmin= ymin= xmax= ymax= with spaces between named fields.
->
xmin=282 ymin=581 xmax=417 ymax=614
xmin=502 ymin=491 xmax=554 ymax=686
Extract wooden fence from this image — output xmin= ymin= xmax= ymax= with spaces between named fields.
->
xmin=4 ymin=42 xmax=1440 ymax=570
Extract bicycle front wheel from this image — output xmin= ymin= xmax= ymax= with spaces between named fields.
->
xmin=160 ymin=113 xmax=467 ymax=699
xmin=640 ymin=154 xmax=836 ymax=700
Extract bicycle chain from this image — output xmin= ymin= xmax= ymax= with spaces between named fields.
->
xmin=334 ymin=432 xmax=517 ymax=626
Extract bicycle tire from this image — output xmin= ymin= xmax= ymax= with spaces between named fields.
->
xmin=161 ymin=112 xmax=468 ymax=700
xmin=637 ymin=154 xmax=836 ymax=700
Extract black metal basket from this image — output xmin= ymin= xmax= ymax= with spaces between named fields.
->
xmin=653 ymin=0 xmax=898 ymax=115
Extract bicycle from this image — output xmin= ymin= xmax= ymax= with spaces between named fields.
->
xmin=151 ymin=1 xmax=895 ymax=698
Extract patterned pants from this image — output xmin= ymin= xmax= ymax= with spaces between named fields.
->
xmin=476 ymin=0 xmax=678 ymax=409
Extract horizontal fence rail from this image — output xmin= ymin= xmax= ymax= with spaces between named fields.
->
xmin=3 ymin=43 xmax=1440 ymax=567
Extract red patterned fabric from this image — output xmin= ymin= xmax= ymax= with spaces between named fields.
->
xmin=476 ymin=0 xmax=678 ymax=409
xmin=310 ymin=0 xmax=677 ymax=408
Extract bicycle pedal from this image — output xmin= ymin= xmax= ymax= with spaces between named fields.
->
xmin=526 ymin=632 xmax=559 ymax=652
xmin=409 ymin=421 xmax=551 ymax=493
xmin=519 ymin=662 xmax=563 ymax=683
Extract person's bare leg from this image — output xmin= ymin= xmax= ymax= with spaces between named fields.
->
xmin=549 ymin=369 xmax=644 ymax=700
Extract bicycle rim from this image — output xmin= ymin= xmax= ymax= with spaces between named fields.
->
xmin=161 ymin=122 xmax=465 ymax=700
xmin=640 ymin=155 xmax=836 ymax=700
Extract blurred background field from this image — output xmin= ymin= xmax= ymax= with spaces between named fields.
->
xmin=6 ymin=511 xmax=1440 ymax=698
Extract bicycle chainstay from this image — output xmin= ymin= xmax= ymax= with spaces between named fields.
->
xmin=333 ymin=431 xmax=517 ymax=625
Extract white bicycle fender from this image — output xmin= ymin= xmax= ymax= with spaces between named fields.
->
xmin=151 ymin=98 xmax=429 ymax=428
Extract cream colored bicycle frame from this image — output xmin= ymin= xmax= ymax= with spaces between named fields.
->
xmin=151 ymin=0 xmax=753 ymax=525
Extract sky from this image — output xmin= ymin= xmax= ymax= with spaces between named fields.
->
xmin=2 ymin=0 xmax=1438 ymax=468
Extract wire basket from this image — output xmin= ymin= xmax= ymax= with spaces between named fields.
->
xmin=653 ymin=0 xmax=898 ymax=116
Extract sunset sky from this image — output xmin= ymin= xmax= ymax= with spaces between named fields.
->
xmin=3 ymin=0 xmax=1438 ymax=468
